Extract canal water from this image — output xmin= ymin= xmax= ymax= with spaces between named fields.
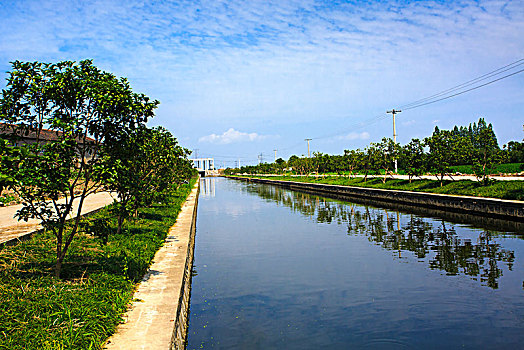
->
xmin=187 ymin=177 xmax=524 ymax=349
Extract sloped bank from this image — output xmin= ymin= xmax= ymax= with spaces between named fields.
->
xmin=105 ymin=179 xmax=199 ymax=350
xmin=228 ymin=176 xmax=524 ymax=222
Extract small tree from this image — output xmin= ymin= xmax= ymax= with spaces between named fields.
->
xmin=424 ymin=128 xmax=454 ymax=186
xmin=0 ymin=60 xmax=157 ymax=277
xmin=103 ymin=126 xmax=193 ymax=234
xmin=471 ymin=124 xmax=502 ymax=184
xmin=343 ymin=149 xmax=363 ymax=178
xmin=400 ymin=138 xmax=426 ymax=183
xmin=363 ymin=143 xmax=381 ymax=182
xmin=375 ymin=137 xmax=400 ymax=183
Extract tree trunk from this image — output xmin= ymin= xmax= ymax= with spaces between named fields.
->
xmin=55 ymin=227 xmax=63 ymax=278
xmin=55 ymin=259 xmax=62 ymax=278
xmin=117 ymin=214 xmax=125 ymax=235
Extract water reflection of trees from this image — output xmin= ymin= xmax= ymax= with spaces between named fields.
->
xmin=248 ymin=184 xmax=518 ymax=290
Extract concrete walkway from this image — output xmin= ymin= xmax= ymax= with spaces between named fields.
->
xmin=105 ymin=180 xmax=199 ymax=350
xmin=0 ymin=191 xmax=116 ymax=245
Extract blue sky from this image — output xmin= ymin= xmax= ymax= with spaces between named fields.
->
xmin=1 ymin=0 xmax=523 ymax=167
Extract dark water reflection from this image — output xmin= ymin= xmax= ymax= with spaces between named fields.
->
xmin=250 ymin=184 xmax=521 ymax=290
xmin=187 ymin=178 xmax=524 ymax=349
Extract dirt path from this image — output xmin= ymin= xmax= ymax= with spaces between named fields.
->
xmin=0 ymin=192 xmax=116 ymax=245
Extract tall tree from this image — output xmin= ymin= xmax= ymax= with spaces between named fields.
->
xmin=0 ymin=60 xmax=157 ymax=277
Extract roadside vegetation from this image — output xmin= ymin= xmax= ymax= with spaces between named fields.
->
xmin=0 ymin=59 xmax=194 ymax=278
xmin=225 ymin=118 xmax=523 ymax=200
xmin=236 ymin=175 xmax=524 ymax=201
xmin=0 ymin=59 xmax=197 ymax=348
xmin=0 ymin=178 xmax=196 ymax=349
xmin=225 ymin=118 xmax=524 ymax=198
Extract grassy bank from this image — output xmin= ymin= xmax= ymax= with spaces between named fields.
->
xmin=0 ymin=178 xmax=196 ymax=349
xmin=450 ymin=163 xmax=524 ymax=174
xmin=234 ymin=175 xmax=524 ymax=201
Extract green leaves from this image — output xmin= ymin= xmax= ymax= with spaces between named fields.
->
xmin=0 ymin=59 xmax=161 ymax=277
xmin=102 ymin=126 xmax=194 ymax=235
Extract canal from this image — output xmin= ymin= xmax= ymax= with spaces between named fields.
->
xmin=187 ymin=177 xmax=524 ymax=349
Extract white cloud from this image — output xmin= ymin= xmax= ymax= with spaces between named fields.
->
xmin=199 ymin=128 xmax=269 ymax=144
xmin=337 ymin=132 xmax=370 ymax=141
xmin=0 ymin=0 xmax=522 ymax=161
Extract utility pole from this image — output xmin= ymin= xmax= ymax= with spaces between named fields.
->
xmin=258 ymin=153 xmax=263 ymax=164
xmin=273 ymin=149 xmax=278 ymax=162
xmin=386 ymin=109 xmax=401 ymax=173
xmin=305 ymin=138 xmax=312 ymax=158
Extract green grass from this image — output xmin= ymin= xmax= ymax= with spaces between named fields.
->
xmin=237 ymin=175 xmax=524 ymax=201
xmin=450 ymin=163 xmax=524 ymax=174
xmin=0 ymin=178 xmax=196 ymax=349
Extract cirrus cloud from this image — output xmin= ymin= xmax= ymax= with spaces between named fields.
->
xmin=199 ymin=128 xmax=270 ymax=144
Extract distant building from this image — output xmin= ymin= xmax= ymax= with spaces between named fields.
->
xmin=0 ymin=124 xmax=97 ymax=161
xmin=0 ymin=123 xmax=95 ymax=146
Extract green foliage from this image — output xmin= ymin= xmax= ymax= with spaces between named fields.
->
xmin=0 ymin=179 xmax=195 ymax=349
xmin=451 ymin=163 xmax=524 ymax=175
xmin=424 ymin=128 xmax=455 ymax=186
xmin=243 ymin=175 xmax=524 ymax=201
xmin=226 ymin=118 xmax=511 ymax=187
xmin=0 ymin=60 xmax=158 ymax=277
xmin=469 ymin=119 xmax=503 ymax=184
xmin=102 ymin=126 xmax=194 ymax=234
xmin=503 ymin=140 xmax=524 ymax=163
xmin=400 ymin=138 xmax=425 ymax=182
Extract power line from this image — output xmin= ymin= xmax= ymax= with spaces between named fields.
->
xmin=311 ymin=58 xmax=524 ymax=142
xmin=399 ymin=58 xmax=524 ymax=110
xmin=212 ymin=58 xmax=524 ymax=166
xmin=403 ymin=68 xmax=524 ymax=111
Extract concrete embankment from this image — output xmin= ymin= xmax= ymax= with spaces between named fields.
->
xmin=105 ymin=180 xmax=199 ymax=350
xmin=229 ymin=177 xmax=524 ymax=222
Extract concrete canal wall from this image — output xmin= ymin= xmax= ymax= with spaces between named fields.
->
xmin=229 ymin=177 xmax=524 ymax=222
xmin=105 ymin=180 xmax=200 ymax=350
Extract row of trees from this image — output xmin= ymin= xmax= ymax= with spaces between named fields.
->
xmin=0 ymin=60 xmax=195 ymax=277
xmin=227 ymin=118 xmax=522 ymax=186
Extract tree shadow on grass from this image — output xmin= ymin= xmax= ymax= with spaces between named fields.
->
xmin=502 ymin=189 xmax=524 ymax=201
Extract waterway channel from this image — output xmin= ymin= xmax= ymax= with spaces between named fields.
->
xmin=187 ymin=177 xmax=524 ymax=349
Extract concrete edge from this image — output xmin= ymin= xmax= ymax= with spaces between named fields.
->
xmin=171 ymin=180 xmax=200 ymax=349
xmin=228 ymin=176 xmax=524 ymax=222
xmin=104 ymin=179 xmax=200 ymax=350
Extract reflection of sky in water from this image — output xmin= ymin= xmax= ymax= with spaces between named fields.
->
xmin=188 ymin=178 xmax=524 ymax=349
xmin=199 ymin=178 xmax=263 ymax=218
